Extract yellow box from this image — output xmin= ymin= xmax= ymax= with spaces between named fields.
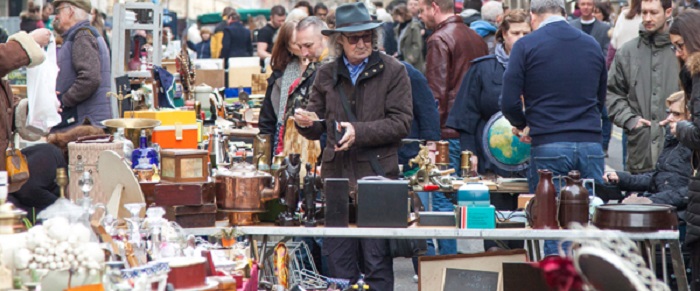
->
xmin=124 ymin=110 xmax=197 ymax=126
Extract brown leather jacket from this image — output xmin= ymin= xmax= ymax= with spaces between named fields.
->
xmin=298 ymin=51 xmax=413 ymax=197
xmin=1 ymin=32 xmax=44 ymax=191
xmin=426 ymin=15 xmax=488 ymax=139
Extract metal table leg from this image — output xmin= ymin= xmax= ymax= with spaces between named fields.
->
xmin=661 ymin=240 xmax=669 ymax=285
xmin=534 ymin=239 xmax=542 ymax=261
xmin=669 ymin=239 xmax=689 ymax=291
xmin=258 ymin=235 xmax=269 ymax=284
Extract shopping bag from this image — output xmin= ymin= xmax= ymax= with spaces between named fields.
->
xmin=26 ymin=35 xmax=61 ymax=135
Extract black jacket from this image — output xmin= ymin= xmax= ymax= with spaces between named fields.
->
xmin=676 ymin=52 xmax=700 ymax=246
xmin=616 ymin=132 xmax=692 ymax=208
xmin=220 ymin=21 xmax=252 ymax=64
xmin=259 ymin=70 xmax=283 ymax=137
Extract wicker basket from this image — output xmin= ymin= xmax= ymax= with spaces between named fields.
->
xmin=67 ymin=141 xmax=124 ymax=205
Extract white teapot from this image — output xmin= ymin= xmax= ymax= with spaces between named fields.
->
xmin=193 ymin=84 xmax=223 ymax=119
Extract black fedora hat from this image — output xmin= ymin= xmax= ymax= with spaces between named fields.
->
xmin=321 ymin=2 xmax=382 ymax=36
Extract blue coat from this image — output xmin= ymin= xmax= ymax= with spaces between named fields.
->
xmin=447 ymin=55 xmax=524 ymax=177
xmin=398 ymin=61 xmax=441 ymax=166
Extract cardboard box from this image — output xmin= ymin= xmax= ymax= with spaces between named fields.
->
xmin=228 ymin=57 xmax=261 ymax=88
xmin=124 ymin=110 xmax=197 ymax=126
xmin=518 ymin=194 xmax=535 ymax=209
xmin=195 ymin=69 xmax=225 ymax=88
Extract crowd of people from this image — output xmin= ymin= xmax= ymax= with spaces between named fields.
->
xmin=1 ymin=0 xmax=700 ymax=289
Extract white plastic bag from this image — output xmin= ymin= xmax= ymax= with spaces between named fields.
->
xmin=26 ymin=35 xmax=61 ymax=135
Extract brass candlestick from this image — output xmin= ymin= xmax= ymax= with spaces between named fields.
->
xmin=56 ymin=168 xmax=68 ymax=199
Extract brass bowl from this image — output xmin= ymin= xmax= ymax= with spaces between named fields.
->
xmin=102 ymin=118 xmax=161 ymax=146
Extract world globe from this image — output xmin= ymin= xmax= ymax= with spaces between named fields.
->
xmin=481 ymin=112 xmax=530 ymax=172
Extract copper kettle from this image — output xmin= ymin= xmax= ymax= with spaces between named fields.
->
xmin=215 ymin=162 xmax=281 ymax=212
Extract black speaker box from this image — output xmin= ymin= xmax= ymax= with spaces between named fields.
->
xmin=357 ymin=180 xmax=409 ymax=228
xmin=324 ymin=178 xmax=350 ymax=227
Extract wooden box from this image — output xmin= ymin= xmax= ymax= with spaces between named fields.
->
xmin=154 ymin=181 xmax=215 ymax=206
xmin=160 ymin=149 xmax=209 ymax=183
xmin=165 ymin=204 xmax=217 ymax=228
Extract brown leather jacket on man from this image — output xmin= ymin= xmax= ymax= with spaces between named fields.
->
xmin=426 ymin=15 xmax=488 ymax=139
xmin=0 ymin=32 xmax=45 ymax=191
xmin=297 ymin=51 xmax=413 ymax=198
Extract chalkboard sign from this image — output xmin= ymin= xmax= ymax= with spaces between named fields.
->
xmin=442 ymin=268 xmax=499 ymax=291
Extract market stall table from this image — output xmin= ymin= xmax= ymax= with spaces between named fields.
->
xmin=185 ymin=224 xmax=688 ymax=290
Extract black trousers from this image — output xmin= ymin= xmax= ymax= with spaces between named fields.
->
xmin=692 ymin=242 xmax=700 ymax=291
xmin=323 ymin=237 xmax=394 ymax=291
xmin=8 ymin=144 xmax=66 ymax=215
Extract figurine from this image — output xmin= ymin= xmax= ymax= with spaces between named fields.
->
xmin=302 ymin=163 xmax=317 ymax=227
xmin=277 ymin=154 xmax=301 ymax=226
xmin=408 ymin=144 xmax=435 ymax=184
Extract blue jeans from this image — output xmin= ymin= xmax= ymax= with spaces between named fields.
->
xmin=527 ymin=142 xmax=605 ymax=256
xmin=416 ymin=192 xmax=457 ymax=255
xmin=601 ymin=107 xmax=612 ymax=151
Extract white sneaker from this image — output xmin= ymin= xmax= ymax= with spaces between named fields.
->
xmin=412 ymin=274 xmax=418 ymax=283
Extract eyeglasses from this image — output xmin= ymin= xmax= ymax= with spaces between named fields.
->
xmin=671 ymin=41 xmax=685 ymax=52
xmin=342 ymin=32 xmax=372 ymax=45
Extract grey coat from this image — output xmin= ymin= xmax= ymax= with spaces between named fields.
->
xmin=606 ymin=29 xmax=680 ymax=173
xmin=570 ymin=19 xmax=611 ymax=54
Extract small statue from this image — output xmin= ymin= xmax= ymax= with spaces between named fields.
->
xmin=408 ymin=144 xmax=435 ymax=184
xmin=302 ymin=163 xmax=317 ymax=227
xmin=277 ymin=153 xmax=301 ymax=226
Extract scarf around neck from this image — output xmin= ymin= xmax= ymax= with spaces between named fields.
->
xmin=277 ymin=58 xmax=302 ymax=123
xmin=495 ymin=43 xmax=509 ymax=68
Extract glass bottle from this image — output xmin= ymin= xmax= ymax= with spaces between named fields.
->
xmin=131 ymin=130 xmax=159 ymax=169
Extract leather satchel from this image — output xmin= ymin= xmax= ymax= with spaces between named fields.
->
xmin=5 ymin=138 xmax=29 ymax=187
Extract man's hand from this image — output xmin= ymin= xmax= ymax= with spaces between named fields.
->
xmin=635 ymin=118 xmax=652 ymax=129
xmin=335 ymin=122 xmax=356 ymax=152
xmin=622 ymin=194 xmax=653 ymax=204
xmin=511 ymin=126 xmax=531 ymax=144
xmin=293 ymin=108 xmax=315 ymax=128
xmin=29 ymin=28 xmax=51 ymax=48
xmin=659 ymin=116 xmax=678 ymax=136
xmin=603 ymin=172 xmax=618 ymax=183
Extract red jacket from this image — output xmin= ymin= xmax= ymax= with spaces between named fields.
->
xmin=426 ymin=15 xmax=488 ymax=139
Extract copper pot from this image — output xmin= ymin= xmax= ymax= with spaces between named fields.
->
xmin=215 ymin=168 xmax=276 ymax=211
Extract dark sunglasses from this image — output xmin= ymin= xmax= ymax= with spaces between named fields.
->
xmin=671 ymin=42 xmax=685 ymax=52
xmin=342 ymin=32 xmax=372 ymax=45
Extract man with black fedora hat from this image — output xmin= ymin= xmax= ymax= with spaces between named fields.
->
xmin=294 ymin=2 xmax=413 ymax=290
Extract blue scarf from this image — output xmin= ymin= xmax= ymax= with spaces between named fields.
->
xmin=495 ymin=43 xmax=509 ymax=69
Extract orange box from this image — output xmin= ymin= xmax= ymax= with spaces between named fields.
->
xmin=152 ymin=124 xmax=199 ymax=149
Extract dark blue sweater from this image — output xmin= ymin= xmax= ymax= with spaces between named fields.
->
xmin=501 ymin=20 xmax=606 ymax=146
xmin=399 ymin=61 xmax=441 ymax=166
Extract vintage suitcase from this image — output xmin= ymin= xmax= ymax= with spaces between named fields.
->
xmin=68 ymin=141 xmax=124 ymax=204
xmin=165 ymin=204 xmax=217 ymax=228
xmin=154 ymin=181 xmax=215 ymax=206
